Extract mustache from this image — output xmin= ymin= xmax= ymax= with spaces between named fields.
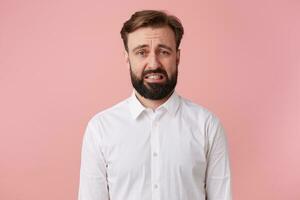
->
xmin=142 ymin=68 xmax=168 ymax=78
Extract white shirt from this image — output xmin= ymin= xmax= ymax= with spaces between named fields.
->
xmin=78 ymin=91 xmax=231 ymax=200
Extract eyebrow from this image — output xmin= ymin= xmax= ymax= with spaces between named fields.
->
xmin=131 ymin=44 xmax=174 ymax=53
xmin=158 ymin=44 xmax=173 ymax=52
xmin=132 ymin=45 xmax=148 ymax=53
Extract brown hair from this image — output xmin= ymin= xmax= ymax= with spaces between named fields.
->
xmin=120 ymin=10 xmax=184 ymax=51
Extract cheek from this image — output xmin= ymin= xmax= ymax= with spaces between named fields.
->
xmin=130 ymin=63 xmax=144 ymax=77
xmin=163 ymin=60 xmax=178 ymax=76
xmin=130 ymin=59 xmax=146 ymax=73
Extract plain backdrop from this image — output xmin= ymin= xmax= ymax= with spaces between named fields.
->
xmin=1 ymin=0 xmax=300 ymax=199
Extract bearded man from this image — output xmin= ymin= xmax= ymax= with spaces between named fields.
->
xmin=78 ymin=10 xmax=232 ymax=200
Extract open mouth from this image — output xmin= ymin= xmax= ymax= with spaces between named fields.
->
xmin=144 ymin=73 xmax=165 ymax=81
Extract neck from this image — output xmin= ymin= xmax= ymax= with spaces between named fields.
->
xmin=134 ymin=90 xmax=173 ymax=110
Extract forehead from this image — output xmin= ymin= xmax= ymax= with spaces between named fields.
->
xmin=127 ymin=26 xmax=176 ymax=50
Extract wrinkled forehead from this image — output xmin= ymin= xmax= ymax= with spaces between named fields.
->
xmin=127 ymin=26 xmax=176 ymax=51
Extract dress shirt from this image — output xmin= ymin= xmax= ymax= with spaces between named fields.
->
xmin=78 ymin=91 xmax=231 ymax=200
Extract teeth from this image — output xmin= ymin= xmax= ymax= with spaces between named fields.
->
xmin=148 ymin=75 xmax=160 ymax=79
xmin=145 ymin=74 xmax=164 ymax=80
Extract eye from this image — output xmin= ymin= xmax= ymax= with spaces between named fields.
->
xmin=136 ymin=49 xmax=147 ymax=57
xmin=159 ymin=49 xmax=171 ymax=56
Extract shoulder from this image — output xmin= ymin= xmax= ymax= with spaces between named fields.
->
xmin=87 ymin=97 xmax=131 ymax=126
xmin=83 ymin=97 xmax=131 ymax=141
xmin=179 ymin=96 xmax=219 ymax=122
xmin=179 ymin=95 xmax=226 ymax=141
xmin=178 ymin=96 xmax=224 ymax=134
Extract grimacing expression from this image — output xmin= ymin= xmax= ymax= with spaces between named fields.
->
xmin=125 ymin=26 xmax=180 ymax=100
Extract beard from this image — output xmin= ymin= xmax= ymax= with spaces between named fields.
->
xmin=129 ymin=65 xmax=178 ymax=100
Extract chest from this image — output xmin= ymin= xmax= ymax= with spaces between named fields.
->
xmin=100 ymin=116 xmax=208 ymax=180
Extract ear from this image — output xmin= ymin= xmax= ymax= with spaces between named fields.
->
xmin=176 ymin=49 xmax=180 ymax=66
xmin=124 ymin=50 xmax=130 ymax=69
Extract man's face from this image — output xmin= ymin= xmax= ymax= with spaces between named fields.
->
xmin=125 ymin=26 xmax=180 ymax=100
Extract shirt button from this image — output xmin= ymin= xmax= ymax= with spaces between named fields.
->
xmin=153 ymin=152 xmax=158 ymax=157
xmin=154 ymin=184 xmax=158 ymax=189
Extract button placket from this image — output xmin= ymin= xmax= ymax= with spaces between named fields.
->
xmin=150 ymin=112 xmax=161 ymax=200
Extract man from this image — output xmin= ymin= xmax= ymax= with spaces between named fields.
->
xmin=78 ymin=10 xmax=231 ymax=200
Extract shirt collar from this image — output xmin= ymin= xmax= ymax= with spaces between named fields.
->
xmin=128 ymin=91 xmax=147 ymax=119
xmin=161 ymin=91 xmax=181 ymax=116
xmin=128 ymin=90 xmax=181 ymax=120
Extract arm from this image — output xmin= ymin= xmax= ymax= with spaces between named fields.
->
xmin=78 ymin=119 xmax=110 ymax=200
xmin=205 ymin=116 xmax=232 ymax=200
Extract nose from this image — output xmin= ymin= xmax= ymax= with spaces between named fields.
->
xmin=147 ymin=52 xmax=161 ymax=69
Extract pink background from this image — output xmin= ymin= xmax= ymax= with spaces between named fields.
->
xmin=1 ymin=0 xmax=300 ymax=199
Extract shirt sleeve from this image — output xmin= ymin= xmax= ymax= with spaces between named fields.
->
xmin=78 ymin=119 xmax=110 ymax=200
xmin=205 ymin=116 xmax=232 ymax=200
